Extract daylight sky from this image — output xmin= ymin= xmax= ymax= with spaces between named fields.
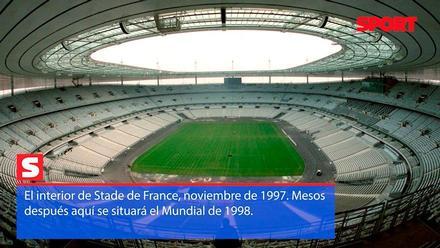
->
xmin=91 ymin=30 xmax=341 ymax=72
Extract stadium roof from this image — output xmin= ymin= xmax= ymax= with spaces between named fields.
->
xmin=0 ymin=0 xmax=439 ymax=80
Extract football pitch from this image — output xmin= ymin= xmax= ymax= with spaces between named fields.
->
xmin=131 ymin=120 xmax=304 ymax=177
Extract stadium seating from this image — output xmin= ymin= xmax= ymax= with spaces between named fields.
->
xmin=0 ymin=82 xmax=439 ymax=240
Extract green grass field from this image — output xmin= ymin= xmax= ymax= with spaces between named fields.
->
xmin=132 ymin=120 xmax=304 ymax=177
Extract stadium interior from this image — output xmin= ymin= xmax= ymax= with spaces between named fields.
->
xmin=0 ymin=0 xmax=439 ymax=247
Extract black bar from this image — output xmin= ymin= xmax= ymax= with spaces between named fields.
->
xmin=221 ymin=8 xmax=226 ymax=24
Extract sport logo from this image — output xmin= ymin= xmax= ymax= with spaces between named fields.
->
xmin=356 ymin=16 xmax=417 ymax=32
xmin=16 ymin=154 xmax=44 ymax=181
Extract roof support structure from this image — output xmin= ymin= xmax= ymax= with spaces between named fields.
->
xmin=10 ymin=76 xmax=14 ymax=96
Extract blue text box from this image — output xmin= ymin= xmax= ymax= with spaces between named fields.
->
xmin=17 ymin=184 xmax=335 ymax=239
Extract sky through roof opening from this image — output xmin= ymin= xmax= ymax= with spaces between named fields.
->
xmin=91 ymin=30 xmax=341 ymax=72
